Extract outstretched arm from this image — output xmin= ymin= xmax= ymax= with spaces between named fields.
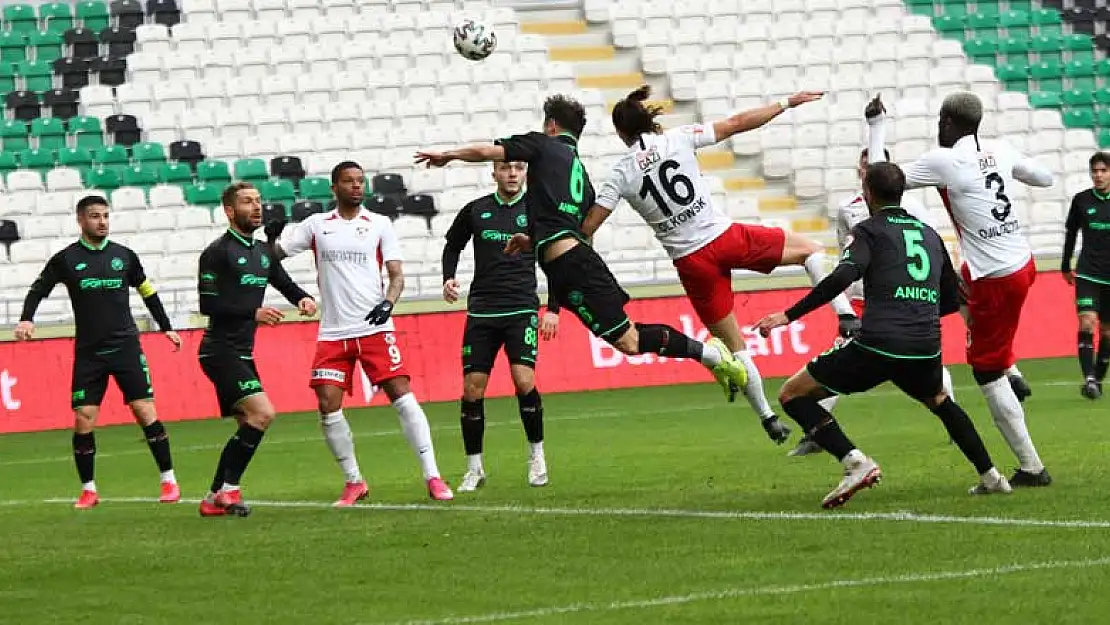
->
xmin=1013 ymin=155 xmax=1055 ymax=188
xmin=864 ymin=95 xmax=944 ymax=190
xmin=712 ymin=91 xmax=825 ymax=143
xmin=415 ymin=143 xmax=506 ymax=167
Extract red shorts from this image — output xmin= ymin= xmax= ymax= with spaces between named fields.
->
xmin=310 ymin=332 xmax=409 ymax=393
xmin=673 ymin=223 xmax=786 ymax=325
xmin=961 ymin=259 xmax=1036 ymax=371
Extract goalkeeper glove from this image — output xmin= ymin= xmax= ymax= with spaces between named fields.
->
xmin=837 ymin=313 xmax=861 ymax=339
xmin=365 ymin=300 xmax=394 ymax=325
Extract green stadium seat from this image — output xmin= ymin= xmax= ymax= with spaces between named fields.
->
xmin=158 ymin=161 xmax=193 ymax=184
xmin=233 ymin=158 xmax=268 ymax=183
xmin=17 ymin=60 xmax=54 ymax=93
xmin=18 ymin=147 xmax=55 ymax=171
xmin=39 ymin=2 xmax=75 ymax=34
xmin=57 ymin=146 xmax=92 ymax=168
xmin=933 ymin=14 xmax=966 ymax=34
xmin=121 ymin=163 xmax=158 ymax=188
xmin=73 ymin=130 xmax=104 ymax=150
xmin=1063 ymin=89 xmax=1096 ymax=107
xmin=966 ymin=12 xmax=1000 ymax=36
xmin=1064 ymin=34 xmax=1095 ymax=64
xmin=939 ymin=0 xmax=969 ymax=18
xmin=93 ymin=144 xmax=129 ymax=166
xmin=83 ymin=165 xmax=120 ymax=191
xmin=185 ymin=182 xmax=221 ymax=207
xmin=1096 ymin=108 xmax=1110 ymax=127
xmin=298 ymin=177 xmax=332 ymax=201
xmin=260 ymin=179 xmax=296 ymax=204
xmin=1000 ymin=10 xmax=1031 ymax=36
xmin=1032 ymin=8 xmax=1063 ymax=36
xmin=28 ymin=31 xmax=64 ymax=63
xmin=1064 ymin=59 xmax=1096 ymax=85
xmin=1028 ymin=91 xmax=1063 ymax=108
xmin=1030 ymin=35 xmax=1064 ymax=64
xmin=995 ymin=63 xmax=1030 ymax=90
xmin=30 ymin=117 xmax=66 ymax=151
xmin=905 ymin=0 xmax=934 ymax=17
xmin=0 ymin=151 xmax=18 ymax=175
xmin=1000 ymin=37 xmax=1031 ymax=65
xmin=131 ymin=141 xmax=167 ymax=164
xmin=0 ymin=32 xmax=28 ymax=65
xmin=1003 ymin=0 xmax=1034 ymax=11
xmin=1095 ymin=88 xmax=1110 ymax=105
xmin=196 ymin=160 xmax=231 ymax=184
xmin=75 ymin=1 xmax=110 ymax=32
xmin=0 ymin=120 xmax=29 ymax=152
xmin=68 ymin=115 xmax=101 ymax=134
xmin=1030 ymin=61 xmax=1064 ymax=92
xmin=964 ymin=38 xmax=999 ymax=65
xmin=1099 ymin=129 xmax=1110 ymax=148
xmin=1064 ymin=108 xmax=1096 ymax=128
xmin=3 ymin=4 xmax=39 ymax=34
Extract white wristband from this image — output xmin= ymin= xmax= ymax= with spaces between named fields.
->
xmin=778 ymin=97 xmax=792 ymax=110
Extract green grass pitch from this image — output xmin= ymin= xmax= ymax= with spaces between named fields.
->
xmin=2 ymin=357 xmax=1109 ymax=624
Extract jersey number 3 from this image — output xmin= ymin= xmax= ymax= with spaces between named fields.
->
xmin=985 ymin=172 xmax=1012 ymax=222
xmin=639 ymin=159 xmax=695 ymax=217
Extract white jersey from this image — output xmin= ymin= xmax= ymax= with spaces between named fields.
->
xmin=870 ymin=127 xmax=1053 ymax=280
xmin=596 ymin=124 xmax=732 ymax=259
xmin=836 ymin=191 xmax=930 ymax=300
xmin=280 ymin=207 xmax=401 ymax=341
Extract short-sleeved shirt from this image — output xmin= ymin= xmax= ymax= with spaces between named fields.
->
xmin=595 ymin=125 xmax=732 ymax=259
xmin=837 ymin=192 xmax=930 ymax=300
xmin=21 ymin=239 xmax=148 ymax=352
xmin=494 ymin=132 xmax=595 ymax=258
xmin=280 ymin=207 xmax=401 ymax=340
xmin=839 ymin=207 xmax=958 ymax=357
xmin=898 ymin=136 xmax=1032 ymax=280
xmin=1065 ymin=188 xmax=1110 ymax=282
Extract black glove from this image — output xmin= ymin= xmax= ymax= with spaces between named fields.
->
xmin=838 ymin=313 xmax=861 ymax=339
xmin=264 ymin=219 xmax=286 ymax=246
xmin=365 ymin=300 xmax=394 ymax=325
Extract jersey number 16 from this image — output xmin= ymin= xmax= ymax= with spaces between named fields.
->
xmin=639 ymin=159 xmax=695 ymax=217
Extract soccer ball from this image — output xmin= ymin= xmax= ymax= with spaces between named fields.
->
xmin=453 ymin=19 xmax=496 ymax=61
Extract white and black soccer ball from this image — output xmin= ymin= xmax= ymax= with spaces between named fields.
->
xmin=453 ymin=19 xmax=497 ymax=61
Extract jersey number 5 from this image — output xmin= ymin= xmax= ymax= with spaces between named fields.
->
xmin=985 ymin=172 xmax=1012 ymax=222
xmin=639 ymin=160 xmax=695 ymax=217
xmin=903 ymin=230 xmax=931 ymax=282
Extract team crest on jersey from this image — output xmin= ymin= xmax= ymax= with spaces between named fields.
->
xmin=355 ymin=225 xmax=370 ymax=239
xmin=110 ymin=257 xmax=123 ymax=271
xmin=568 ymin=290 xmax=584 ymax=306
xmin=516 ymin=214 xmax=527 ymax=228
xmin=261 ymin=255 xmax=270 ymax=268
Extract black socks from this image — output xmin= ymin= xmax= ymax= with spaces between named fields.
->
xmin=517 ymin=388 xmax=544 ymax=444
xmin=780 ymin=396 xmax=856 ymax=460
xmin=72 ymin=432 xmax=96 ymax=484
xmin=142 ymin=420 xmax=173 ymax=473
xmin=460 ymin=399 xmax=485 ymax=456
xmin=930 ymin=398 xmax=994 ymax=475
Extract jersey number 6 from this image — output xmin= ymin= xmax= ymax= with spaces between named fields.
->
xmin=639 ymin=159 xmax=695 ymax=217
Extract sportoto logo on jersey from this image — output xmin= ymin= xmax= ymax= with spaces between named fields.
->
xmin=0 ymin=278 xmax=1080 ymax=433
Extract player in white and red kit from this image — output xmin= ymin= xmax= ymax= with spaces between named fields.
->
xmin=866 ymin=93 xmax=1053 ymax=488
xmin=272 ymin=161 xmax=453 ymax=503
xmin=790 ymin=147 xmax=958 ymax=456
xmin=581 ymin=86 xmax=859 ymax=446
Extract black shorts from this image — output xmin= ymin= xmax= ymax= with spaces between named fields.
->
xmin=462 ymin=312 xmax=538 ymax=374
xmin=71 ymin=339 xmax=153 ymax=409
xmin=1075 ymin=276 xmax=1110 ymax=319
xmin=199 ymin=352 xmax=264 ymax=417
xmin=542 ymin=243 xmax=631 ymax=344
xmin=806 ymin=339 xmax=942 ymax=402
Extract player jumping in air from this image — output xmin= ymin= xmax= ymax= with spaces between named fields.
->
xmin=197 ymin=183 xmax=316 ymax=517
xmin=580 ymin=86 xmax=859 ymax=445
xmin=790 ymin=147 xmax=958 ymax=457
xmin=272 ymin=161 xmax=454 ymax=504
xmin=414 ymin=95 xmax=748 ymax=401
xmin=15 ymin=195 xmax=182 ymax=509
xmin=441 ymin=161 xmax=560 ymax=491
xmin=757 ymin=163 xmax=1012 ymax=508
xmin=1062 ymin=151 xmax=1110 ymax=399
xmin=866 ymin=92 xmax=1053 ymax=487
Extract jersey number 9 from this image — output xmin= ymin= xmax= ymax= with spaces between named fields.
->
xmin=639 ymin=159 xmax=695 ymax=217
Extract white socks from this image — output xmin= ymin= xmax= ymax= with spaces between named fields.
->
xmin=82 ymin=480 xmax=96 ymax=492
xmin=733 ymin=351 xmax=776 ymax=419
xmin=700 ymin=342 xmax=723 ymax=367
xmin=530 ymin=441 xmax=544 ymax=458
xmin=843 ymin=449 xmax=866 ymax=467
xmin=1006 ymin=364 xmax=1022 ymax=377
xmin=160 ymin=469 xmax=176 ymax=484
xmin=394 ymin=392 xmax=441 ymax=480
xmin=466 ymin=453 xmax=483 ymax=473
xmin=819 ymin=395 xmax=839 ymax=412
xmin=942 ymin=367 xmax=955 ymax=402
xmin=980 ymin=377 xmax=1044 ymax=473
xmin=321 ymin=410 xmax=363 ymax=484
xmin=803 ymin=251 xmax=856 ymax=317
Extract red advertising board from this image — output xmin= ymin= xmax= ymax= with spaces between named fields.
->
xmin=0 ymin=273 xmax=1077 ymax=434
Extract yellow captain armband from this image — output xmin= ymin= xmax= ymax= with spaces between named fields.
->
xmin=137 ymin=280 xmax=157 ymax=298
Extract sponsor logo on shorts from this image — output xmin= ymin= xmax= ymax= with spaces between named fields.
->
xmin=312 ymin=368 xmax=346 ymax=382
xmin=237 ymin=379 xmax=262 ymax=392
xmin=72 ymin=389 xmax=85 ymax=402
xmin=1078 ymin=297 xmax=1096 ymax=307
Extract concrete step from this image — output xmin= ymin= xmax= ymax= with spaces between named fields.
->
xmin=520 ymin=20 xmax=588 ymax=35
xmin=722 ymin=176 xmax=767 ymax=192
xmin=759 ymin=196 xmax=799 ymax=212
xmin=790 ymin=217 xmax=830 ymax=233
xmin=548 ymin=45 xmax=615 ymax=62
xmin=577 ymin=72 xmax=645 ymax=90
xmin=512 ymin=7 xmax=583 ymax=22
xmin=542 ymin=32 xmax=613 ymax=48
xmin=695 ymin=150 xmax=735 ymax=171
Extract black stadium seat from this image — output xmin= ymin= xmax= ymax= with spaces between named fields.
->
xmin=291 ymin=200 xmax=323 ymax=222
xmin=147 ymin=0 xmax=180 ymax=28
xmin=90 ymin=55 xmax=127 ymax=87
xmin=105 ymin=114 xmax=141 ymax=146
xmin=372 ymin=172 xmax=406 ymax=202
xmin=365 ymin=193 xmax=400 ymax=219
xmin=54 ymin=57 xmax=91 ymax=90
xmin=401 ymin=193 xmax=437 ymax=229
xmin=262 ymin=202 xmax=287 ymax=224
xmin=110 ymin=0 xmax=145 ymax=31
xmin=64 ymin=27 xmax=100 ymax=59
xmin=99 ymin=26 xmax=136 ymax=57
xmin=0 ymin=220 xmax=20 ymax=259
xmin=43 ymin=89 xmax=79 ymax=120
xmin=5 ymin=91 xmax=40 ymax=122
xmin=270 ymin=155 xmax=305 ymax=185
xmin=169 ymin=140 xmax=204 ymax=168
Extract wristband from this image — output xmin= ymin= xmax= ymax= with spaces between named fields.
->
xmin=778 ymin=97 xmax=792 ymax=110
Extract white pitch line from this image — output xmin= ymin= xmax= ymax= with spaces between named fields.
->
xmin=0 ymin=378 xmax=1079 ymax=468
xmin=36 ymin=497 xmax=1110 ymax=529
xmin=374 ymin=556 xmax=1110 ymax=625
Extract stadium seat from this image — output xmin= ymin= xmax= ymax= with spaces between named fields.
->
xmin=19 ymin=148 xmax=56 ymax=172
xmin=262 ymin=201 xmax=287 ymax=223
xmin=6 ymin=91 xmax=41 ymax=122
xmin=290 ymin=200 xmax=323 ymax=222
xmin=184 ymin=181 xmax=220 ymax=207
xmin=132 ymin=142 xmax=167 ymax=164
xmin=30 ymin=118 xmax=67 ymax=151
xmin=94 ymin=144 xmax=128 ymax=166
xmin=83 ymin=165 xmax=120 ymax=191
xmin=110 ymin=0 xmax=146 ymax=30
xmin=121 ymin=163 xmax=159 ymax=188
xmin=148 ymin=0 xmax=181 ymax=27
xmin=4 ymin=4 xmax=39 ymax=34
xmin=298 ymin=177 xmax=331 ymax=201
xmin=46 ymin=167 xmax=82 ymax=191
xmin=158 ymin=161 xmax=193 ymax=184
xmin=196 ymin=160 xmax=231 ymax=184
xmin=0 ymin=32 xmax=29 ymax=65
xmin=90 ymin=55 xmax=127 ymax=87
xmin=55 ymin=58 xmax=91 ymax=91
xmin=105 ymin=114 xmax=141 ymax=146
xmin=42 ymin=89 xmax=79 ymax=120
xmin=365 ymin=193 xmax=399 ymax=219
xmin=76 ymin=1 xmax=111 ymax=32
xmin=18 ymin=60 xmax=54 ymax=93
xmin=259 ymin=178 xmax=295 ymax=204
xmin=271 ymin=156 xmax=305 ymax=185
xmin=29 ymin=30 xmax=65 ymax=63
xmin=168 ymin=140 xmax=203 ymax=168
xmin=100 ymin=26 xmax=137 ymax=58
xmin=40 ymin=2 xmax=75 ymax=34
xmin=233 ymin=158 xmax=268 ymax=183
xmin=57 ymin=147 xmax=93 ymax=169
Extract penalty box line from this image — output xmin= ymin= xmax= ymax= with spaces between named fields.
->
xmin=371 ymin=556 xmax=1110 ymax=624
xmin=33 ymin=496 xmax=1110 ymax=529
